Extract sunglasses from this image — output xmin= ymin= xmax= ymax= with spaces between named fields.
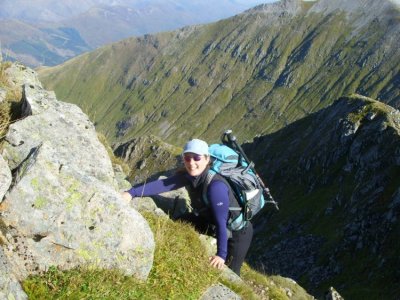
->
xmin=183 ymin=154 xmax=203 ymax=162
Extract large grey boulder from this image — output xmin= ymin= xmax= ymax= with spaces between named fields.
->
xmin=0 ymin=248 xmax=28 ymax=300
xmin=3 ymin=84 xmax=115 ymax=185
xmin=1 ymin=65 xmax=155 ymax=281
xmin=150 ymin=178 xmax=191 ymax=219
xmin=200 ymin=283 xmax=241 ymax=300
xmin=0 ymin=155 xmax=11 ymax=201
xmin=5 ymin=63 xmax=42 ymax=89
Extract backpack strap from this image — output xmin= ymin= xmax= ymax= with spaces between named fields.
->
xmin=202 ymin=172 xmax=241 ymax=211
xmin=202 ymin=171 xmax=215 ymax=205
xmin=202 ymin=171 xmax=246 ymax=231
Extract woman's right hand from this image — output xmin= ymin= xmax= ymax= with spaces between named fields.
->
xmin=209 ymin=255 xmax=225 ymax=270
xmin=121 ymin=191 xmax=132 ymax=204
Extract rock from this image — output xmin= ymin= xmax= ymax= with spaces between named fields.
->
xmin=0 ymin=248 xmax=28 ymax=300
xmin=20 ymin=83 xmax=58 ymax=117
xmin=0 ymin=88 xmax=6 ymax=103
xmin=199 ymin=234 xmax=217 ymax=257
xmin=5 ymin=63 xmax=42 ymax=89
xmin=2 ymin=143 xmax=154 ymax=280
xmin=131 ymin=196 xmax=167 ymax=218
xmin=3 ymin=84 xmax=115 ymax=186
xmin=151 ymin=183 xmax=191 ymax=219
xmin=0 ymin=64 xmax=155 ymax=281
xmin=0 ymin=155 xmax=11 ymax=201
xmin=325 ymin=286 xmax=344 ymax=300
xmin=222 ymin=267 xmax=244 ymax=284
xmin=113 ymin=164 xmax=132 ymax=191
xmin=200 ymin=283 xmax=241 ymax=300
xmin=113 ymin=135 xmax=180 ymax=185
xmin=249 ymin=0 xmax=303 ymax=17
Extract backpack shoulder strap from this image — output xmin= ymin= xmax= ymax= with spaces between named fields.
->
xmin=201 ymin=171 xmax=215 ymax=207
xmin=202 ymin=172 xmax=242 ymax=212
xmin=202 ymin=172 xmax=247 ymax=231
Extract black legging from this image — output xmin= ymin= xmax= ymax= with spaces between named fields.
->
xmin=178 ymin=213 xmax=253 ymax=276
xmin=227 ymin=221 xmax=253 ymax=275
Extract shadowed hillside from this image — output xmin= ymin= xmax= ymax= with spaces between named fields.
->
xmin=244 ymin=94 xmax=400 ymax=299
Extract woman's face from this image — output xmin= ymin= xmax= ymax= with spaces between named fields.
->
xmin=183 ymin=153 xmax=210 ymax=177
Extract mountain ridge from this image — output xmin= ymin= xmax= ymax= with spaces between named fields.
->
xmin=39 ymin=0 xmax=400 ymax=146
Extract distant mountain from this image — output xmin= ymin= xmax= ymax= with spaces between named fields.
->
xmin=63 ymin=2 xmax=272 ymax=49
xmin=0 ymin=0 xmax=270 ymax=67
xmin=0 ymin=19 xmax=91 ymax=67
xmin=39 ymin=0 xmax=400 ymax=147
xmin=0 ymin=0 xmax=271 ymax=23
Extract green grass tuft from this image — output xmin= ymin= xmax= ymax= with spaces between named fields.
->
xmin=0 ymin=61 xmax=24 ymax=144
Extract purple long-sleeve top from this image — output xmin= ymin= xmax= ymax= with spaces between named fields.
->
xmin=127 ymin=173 xmax=230 ymax=260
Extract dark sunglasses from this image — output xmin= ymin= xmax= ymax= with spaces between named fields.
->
xmin=183 ymin=154 xmax=203 ymax=162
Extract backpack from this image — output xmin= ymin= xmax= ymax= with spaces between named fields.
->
xmin=202 ymin=143 xmax=265 ymax=231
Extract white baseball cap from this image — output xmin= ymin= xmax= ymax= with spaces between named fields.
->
xmin=182 ymin=139 xmax=209 ymax=155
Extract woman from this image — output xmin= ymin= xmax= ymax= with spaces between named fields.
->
xmin=121 ymin=138 xmax=253 ymax=275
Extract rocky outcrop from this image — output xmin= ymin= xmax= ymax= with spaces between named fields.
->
xmin=247 ymin=0 xmax=304 ymax=17
xmin=0 ymin=64 xmax=155 ymax=285
xmin=0 ymin=155 xmax=11 ymax=200
xmin=200 ymin=283 xmax=241 ymax=300
xmin=0 ymin=248 xmax=27 ymax=300
xmin=113 ymin=135 xmax=181 ymax=185
xmin=325 ymin=286 xmax=344 ymax=300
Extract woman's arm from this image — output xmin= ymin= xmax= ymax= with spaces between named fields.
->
xmin=207 ymin=179 xmax=230 ymax=262
xmin=126 ymin=173 xmax=190 ymax=198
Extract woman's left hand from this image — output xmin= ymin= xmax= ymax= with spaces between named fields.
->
xmin=120 ymin=191 xmax=132 ymax=204
xmin=209 ymin=255 xmax=225 ymax=270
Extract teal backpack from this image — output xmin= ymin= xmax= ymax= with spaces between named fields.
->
xmin=202 ymin=131 xmax=278 ymax=231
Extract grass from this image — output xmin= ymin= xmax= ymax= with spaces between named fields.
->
xmin=22 ymin=211 xmax=304 ymax=299
xmin=0 ymin=100 xmax=11 ymax=140
xmin=0 ymin=61 xmax=23 ymax=144
xmin=0 ymin=61 xmax=11 ymax=139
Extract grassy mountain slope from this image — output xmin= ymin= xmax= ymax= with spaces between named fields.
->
xmin=244 ymin=94 xmax=400 ymax=299
xmin=39 ymin=0 xmax=400 ymax=146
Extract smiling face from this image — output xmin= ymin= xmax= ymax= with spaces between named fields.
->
xmin=183 ymin=153 xmax=210 ymax=177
